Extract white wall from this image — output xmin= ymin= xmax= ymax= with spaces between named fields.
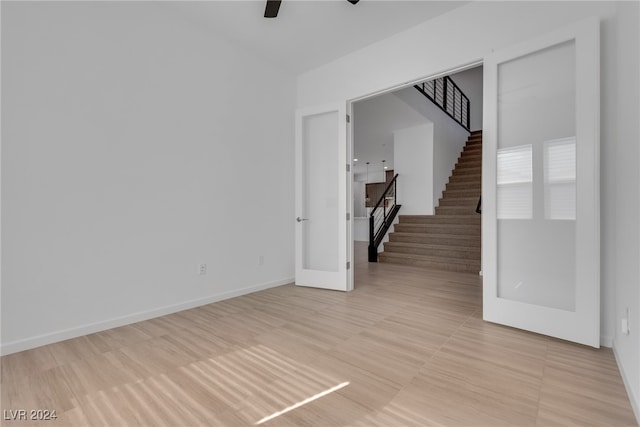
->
xmin=612 ymin=1 xmax=640 ymax=420
xmin=353 ymin=218 xmax=369 ymax=242
xmin=449 ymin=66 xmax=484 ymax=131
xmin=297 ymin=1 xmax=639 ymax=418
xmin=1 ymin=2 xmax=296 ymax=354
xmin=352 ymin=91 xmax=429 ymax=174
xmin=352 ymin=91 xmax=429 ymax=216
xmin=393 ymin=124 xmax=434 ymax=215
xmin=353 ymin=178 xmax=366 ymax=218
xmin=393 ymin=87 xmax=470 ymax=207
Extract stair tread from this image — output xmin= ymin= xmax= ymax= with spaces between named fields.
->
xmin=391 ymin=231 xmax=480 ymax=238
xmin=390 ymin=233 xmax=481 ymax=244
xmin=436 ymin=205 xmax=481 ymax=210
xmin=450 ymin=171 xmax=482 ymax=175
xmin=448 ymin=177 xmax=482 ymax=182
xmin=397 ymin=222 xmax=480 ymax=228
xmin=440 ymin=196 xmax=480 ymax=201
xmin=454 ymin=164 xmax=482 ymax=168
xmin=399 ymin=214 xmax=479 ymax=219
xmin=398 ymin=217 xmax=480 ymax=225
xmin=446 ymin=183 xmax=481 ymax=187
xmin=379 ymin=252 xmax=480 ymax=265
xmin=452 ymin=169 xmax=482 ymax=174
xmin=442 ymin=191 xmax=482 ymax=196
xmin=385 ymin=241 xmax=480 ymax=252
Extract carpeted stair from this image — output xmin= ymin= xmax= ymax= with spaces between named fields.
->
xmin=378 ymin=130 xmax=482 ymax=273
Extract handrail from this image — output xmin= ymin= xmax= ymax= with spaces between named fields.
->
xmin=368 ymin=174 xmax=401 ymax=262
xmin=370 ymin=174 xmax=398 ymax=217
xmin=414 ymin=75 xmax=470 ymax=132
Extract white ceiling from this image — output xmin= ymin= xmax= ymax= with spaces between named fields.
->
xmin=166 ymin=1 xmax=468 ymax=73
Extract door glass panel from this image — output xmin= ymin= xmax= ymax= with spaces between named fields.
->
xmin=496 ymin=40 xmax=576 ymax=311
xmin=302 ymin=111 xmax=339 ymax=272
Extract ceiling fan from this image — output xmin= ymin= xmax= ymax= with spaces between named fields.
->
xmin=265 ymin=0 xmax=360 ymax=18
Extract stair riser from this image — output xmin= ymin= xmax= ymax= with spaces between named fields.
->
xmin=435 ymin=207 xmax=479 ymax=215
xmin=448 ymin=175 xmax=482 ymax=184
xmin=447 ymin=178 xmax=481 ymax=186
xmin=451 ymin=167 xmax=482 ymax=176
xmin=379 ymin=255 xmax=480 ymax=274
xmin=442 ymin=189 xmax=481 ymax=198
xmin=445 ymin=186 xmax=481 ymax=195
xmin=383 ymin=244 xmax=481 ymax=260
xmin=438 ymin=198 xmax=480 ymax=207
xmin=460 ymin=148 xmax=482 ymax=155
xmin=463 ymin=146 xmax=482 ymax=154
xmin=456 ymin=156 xmax=482 ymax=165
xmin=446 ymin=181 xmax=481 ymax=189
xmin=453 ymin=160 xmax=482 ymax=167
xmin=390 ymin=234 xmax=481 ymax=247
xmin=394 ymin=224 xmax=480 ymax=235
xmin=458 ymin=152 xmax=482 ymax=163
xmin=399 ymin=216 xmax=480 ymax=225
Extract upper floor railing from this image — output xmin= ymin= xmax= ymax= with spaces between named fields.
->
xmin=414 ymin=76 xmax=470 ymax=132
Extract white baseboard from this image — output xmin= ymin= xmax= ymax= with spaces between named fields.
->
xmin=0 ymin=277 xmax=294 ymax=356
xmin=613 ymin=341 xmax=640 ymax=424
xmin=600 ymin=335 xmax=613 ymax=348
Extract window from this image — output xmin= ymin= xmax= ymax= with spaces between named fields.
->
xmin=544 ymin=137 xmax=576 ymax=220
xmin=497 ymin=145 xmax=532 ymax=219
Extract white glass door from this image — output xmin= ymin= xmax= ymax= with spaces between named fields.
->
xmin=483 ymin=19 xmax=600 ymax=347
xmin=295 ymin=104 xmax=351 ymax=291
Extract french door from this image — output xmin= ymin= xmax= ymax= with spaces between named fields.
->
xmin=294 ymin=103 xmax=351 ymax=291
xmin=483 ymin=19 xmax=600 ymax=347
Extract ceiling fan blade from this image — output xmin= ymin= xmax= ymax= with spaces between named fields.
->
xmin=264 ymin=0 xmax=282 ymax=18
xmin=347 ymin=0 xmax=360 ymax=4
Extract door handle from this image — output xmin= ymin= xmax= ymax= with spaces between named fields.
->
xmin=296 ymin=217 xmax=309 ymax=222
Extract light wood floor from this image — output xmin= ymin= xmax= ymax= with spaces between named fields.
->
xmin=2 ymin=242 xmax=637 ymax=426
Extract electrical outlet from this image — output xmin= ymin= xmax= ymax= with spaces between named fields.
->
xmin=258 ymin=255 xmax=264 ymax=266
xmin=199 ymin=263 xmax=207 ymax=275
xmin=621 ymin=307 xmax=630 ymax=335
xmin=621 ymin=319 xmax=630 ymax=335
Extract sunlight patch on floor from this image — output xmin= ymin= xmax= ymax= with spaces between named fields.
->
xmin=255 ymin=381 xmax=350 ymax=425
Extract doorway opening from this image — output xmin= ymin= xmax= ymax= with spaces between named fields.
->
xmin=349 ymin=64 xmax=484 ymax=286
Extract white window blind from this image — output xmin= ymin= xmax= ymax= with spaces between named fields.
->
xmin=497 ymin=145 xmax=532 ymax=219
xmin=544 ymin=137 xmax=576 ymax=220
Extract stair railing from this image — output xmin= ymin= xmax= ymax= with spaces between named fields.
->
xmin=414 ymin=75 xmax=470 ymax=132
xmin=368 ymin=174 xmax=401 ymax=262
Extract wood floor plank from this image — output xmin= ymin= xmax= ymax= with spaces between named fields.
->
xmin=1 ymin=242 xmax=637 ymax=426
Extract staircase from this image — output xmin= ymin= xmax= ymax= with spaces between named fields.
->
xmin=378 ymin=130 xmax=482 ymax=273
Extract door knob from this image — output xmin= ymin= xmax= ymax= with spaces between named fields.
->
xmin=296 ymin=217 xmax=309 ymax=222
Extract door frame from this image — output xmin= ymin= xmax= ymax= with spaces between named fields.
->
xmin=346 ymin=60 xmax=483 ymax=286
xmin=295 ymin=103 xmax=351 ymax=291
xmin=345 ymin=19 xmax=600 ymax=348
